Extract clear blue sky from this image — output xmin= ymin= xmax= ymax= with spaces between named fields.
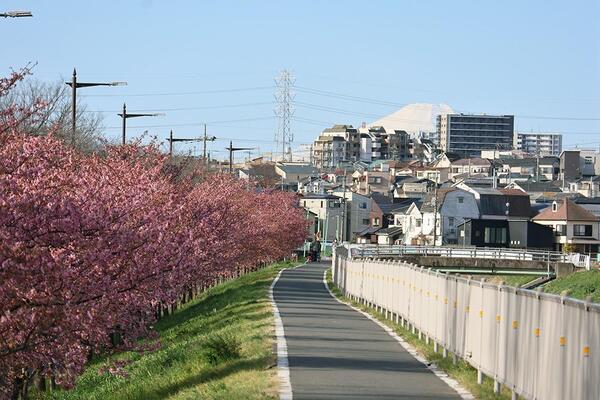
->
xmin=2 ymin=0 xmax=599 ymax=158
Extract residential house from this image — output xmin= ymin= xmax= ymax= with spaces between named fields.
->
xmin=449 ymin=158 xmax=492 ymax=181
xmin=505 ymin=181 xmax=563 ymax=203
xmin=330 ymin=189 xmax=371 ymax=242
xmin=275 ymin=163 xmax=319 ymax=191
xmin=369 ymin=193 xmax=416 ymax=230
xmin=533 ymin=199 xmax=600 ymax=254
xmin=375 ymin=227 xmax=404 ymax=245
xmin=299 ymin=194 xmax=343 ymax=242
xmin=574 ymin=198 xmax=600 ymax=218
xmin=353 ymin=170 xmax=393 ymax=195
xmin=458 ymin=219 xmax=554 ymax=249
xmin=394 ymin=177 xmax=435 ymax=199
xmin=238 ymin=162 xmax=279 ymax=187
xmin=568 ymin=176 xmax=600 ymax=198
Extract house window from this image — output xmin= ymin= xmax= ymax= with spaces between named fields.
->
xmin=552 ymin=202 xmax=558 ymax=212
xmin=484 ymin=227 xmax=507 ymax=244
xmin=416 ymin=219 xmax=422 ymax=228
xmin=329 ymin=201 xmax=340 ymax=208
xmin=362 ymin=218 xmax=370 ymax=225
xmin=374 ymin=177 xmax=382 ymax=183
xmin=448 ymin=217 xmax=455 ymax=227
xmin=573 ymin=224 xmax=592 ymax=237
xmin=373 ymin=218 xmax=380 ymax=226
xmin=359 ymin=202 xmax=367 ymax=209
xmin=555 ymin=225 xmax=566 ymax=236
xmin=457 ymin=196 xmax=464 ymax=204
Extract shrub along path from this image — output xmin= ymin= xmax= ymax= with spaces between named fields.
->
xmin=36 ymin=260 xmax=300 ymax=400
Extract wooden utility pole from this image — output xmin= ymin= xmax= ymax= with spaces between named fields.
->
xmin=202 ymin=124 xmax=216 ymax=166
xmin=226 ymin=141 xmax=254 ymax=174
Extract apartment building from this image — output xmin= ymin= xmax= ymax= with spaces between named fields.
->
xmin=516 ymin=133 xmax=562 ymax=156
xmin=437 ymin=114 xmax=514 ymax=157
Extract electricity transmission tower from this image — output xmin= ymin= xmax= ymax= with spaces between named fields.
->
xmin=274 ymin=70 xmax=295 ymax=162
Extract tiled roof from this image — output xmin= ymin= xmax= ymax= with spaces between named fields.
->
xmin=533 ymin=199 xmax=599 ymax=221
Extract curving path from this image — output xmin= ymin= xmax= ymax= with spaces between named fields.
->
xmin=272 ymin=262 xmax=462 ymax=400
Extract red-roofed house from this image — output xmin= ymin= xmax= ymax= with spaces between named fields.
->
xmin=533 ymin=199 xmax=600 ymax=254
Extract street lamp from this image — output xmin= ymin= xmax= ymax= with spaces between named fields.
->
xmin=0 ymin=11 xmax=32 ymax=18
xmin=65 ymin=69 xmax=126 ymax=145
xmin=118 ymin=103 xmax=164 ymax=145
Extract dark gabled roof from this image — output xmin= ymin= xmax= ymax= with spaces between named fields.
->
xmin=515 ymin=180 xmax=562 ymax=193
xmin=323 ymin=124 xmax=356 ymax=133
xmin=371 ymin=193 xmax=418 ymax=214
xmin=443 ymin=152 xmax=462 ymax=162
xmin=356 ymin=227 xmax=380 ymax=237
xmin=300 ymin=194 xmax=341 ymax=200
xmin=277 ymin=164 xmax=319 ymax=175
xmin=451 ymin=158 xmax=492 ymax=166
xmin=375 ymin=226 xmax=404 ymax=236
xmin=479 ymin=193 xmax=532 ymax=217
xmin=575 ymin=197 xmax=600 ymax=205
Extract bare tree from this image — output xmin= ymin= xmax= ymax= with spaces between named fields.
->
xmin=0 ymin=77 xmax=104 ymax=153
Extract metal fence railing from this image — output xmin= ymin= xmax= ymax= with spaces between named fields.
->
xmin=332 ymin=251 xmax=600 ymax=400
xmin=345 ymin=244 xmax=591 ymax=269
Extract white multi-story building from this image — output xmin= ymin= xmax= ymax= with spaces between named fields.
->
xmin=516 ymin=133 xmax=562 ymax=156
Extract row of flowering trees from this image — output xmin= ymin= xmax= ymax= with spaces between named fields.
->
xmin=0 ymin=70 xmax=307 ymax=398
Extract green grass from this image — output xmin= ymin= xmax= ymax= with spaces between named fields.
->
xmin=326 ymin=269 xmax=517 ymax=400
xmin=36 ymin=260 xmax=300 ymax=400
xmin=543 ymin=269 xmax=600 ymax=303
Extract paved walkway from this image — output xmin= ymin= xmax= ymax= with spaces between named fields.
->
xmin=273 ymin=262 xmax=461 ymax=400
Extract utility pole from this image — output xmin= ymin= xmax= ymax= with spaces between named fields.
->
xmin=169 ymin=130 xmax=173 ymax=157
xmin=118 ymin=103 xmax=162 ymax=145
xmin=202 ymin=124 xmax=217 ymax=165
xmin=226 ymin=141 xmax=254 ymax=174
xmin=65 ymin=69 xmax=125 ymax=146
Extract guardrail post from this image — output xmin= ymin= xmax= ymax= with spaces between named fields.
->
xmin=433 ymin=341 xmax=438 ymax=353
xmin=477 ymin=368 xmax=483 ymax=385
xmin=442 ymin=347 xmax=448 ymax=358
xmin=452 ymin=353 xmax=458 ymax=365
xmin=493 ymin=378 xmax=501 ymax=394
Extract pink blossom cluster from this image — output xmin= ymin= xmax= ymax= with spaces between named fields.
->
xmin=0 ymin=70 xmax=307 ymax=397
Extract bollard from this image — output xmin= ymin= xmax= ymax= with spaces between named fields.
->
xmin=442 ymin=347 xmax=448 ymax=358
xmin=477 ymin=369 xmax=483 ymax=385
xmin=425 ymin=335 xmax=430 ymax=345
xmin=433 ymin=341 xmax=438 ymax=353
xmin=511 ymin=390 xmax=518 ymax=400
xmin=452 ymin=353 xmax=458 ymax=365
xmin=418 ymin=330 xmax=422 ymax=340
xmin=395 ymin=313 xmax=399 ymax=324
xmin=493 ymin=379 xmax=500 ymax=394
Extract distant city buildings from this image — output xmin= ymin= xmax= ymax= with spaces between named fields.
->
xmin=516 ymin=132 xmax=562 ymax=156
xmin=436 ymin=114 xmax=514 ymax=157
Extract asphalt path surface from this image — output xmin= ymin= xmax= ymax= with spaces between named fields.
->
xmin=273 ymin=261 xmax=461 ymax=400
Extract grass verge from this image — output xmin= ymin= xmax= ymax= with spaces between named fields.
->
xmin=543 ymin=269 xmax=600 ymax=302
xmin=325 ymin=269 xmax=517 ymax=400
xmin=35 ymin=260 xmax=300 ymax=400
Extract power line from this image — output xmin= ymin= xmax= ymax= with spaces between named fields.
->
xmin=297 ymin=85 xmax=600 ymax=121
xmin=84 ymin=101 xmax=273 ymax=113
xmin=102 ymin=116 xmax=276 ymax=130
xmin=81 ymin=86 xmax=274 ymax=98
